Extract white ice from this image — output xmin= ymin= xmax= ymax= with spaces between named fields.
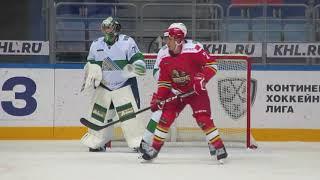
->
xmin=0 ymin=140 xmax=319 ymax=180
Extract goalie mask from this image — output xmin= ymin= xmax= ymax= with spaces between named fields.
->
xmin=101 ymin=17 xmax=121 ymax=45
xmin=166 ymin=23 xmax=187 ymax=55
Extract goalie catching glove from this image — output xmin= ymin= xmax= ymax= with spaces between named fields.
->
xmin=81 ymin=62 xmax=102 ymax=91
xmin=132 ymin=60 xmax=146 ymax=76
xmin=122 ymin=60 xmax=146 ymax=78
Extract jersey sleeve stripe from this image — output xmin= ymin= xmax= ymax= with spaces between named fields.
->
xmin=205 ymin=66 xmax=217 ymax=73
xmin=88 ymin=60 xmax=102 ymax=67
xmin=158 ymin=85 xmax=171 ymax=89
xmin=128 ymin=52 xmax=145 ymax=64
xmin=158 ymin=81 xmax=171 ymax=85
xmin=158 ymin=85 xmax=171 ymax=91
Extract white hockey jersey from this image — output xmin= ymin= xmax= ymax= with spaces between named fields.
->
xmin=153 ymin=45 xmax=168 ymax=81
xmin=87 ymin=34 xmax=144 ymax=90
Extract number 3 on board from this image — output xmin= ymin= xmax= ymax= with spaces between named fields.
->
xmin=1 ymin=77 xmax=37 ymax=116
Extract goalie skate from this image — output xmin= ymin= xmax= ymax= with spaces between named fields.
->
xmin=88 ymin=141 xmax=111 ymax=152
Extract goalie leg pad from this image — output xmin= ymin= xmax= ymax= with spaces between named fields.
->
xmin=81 ymin=87 xmax=116 ymax=149
xmin=81 ymin=109 xmax=116 ymax=149
xmin=80 ymin=126 xmax=113 ymax=149
xmin=87 ymin=86 xmax=113 ymax=126
xmin=111 ymin=85 xmax=145 ymax=148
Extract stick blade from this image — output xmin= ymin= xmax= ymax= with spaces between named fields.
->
xmin=80 ymin=118 xmax=104 ymax=131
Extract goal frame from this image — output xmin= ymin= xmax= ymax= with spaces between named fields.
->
xmin=210 ymin=54 xmax=255 ymax=149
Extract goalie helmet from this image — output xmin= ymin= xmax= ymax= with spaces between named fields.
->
xmin=101 ymin=17 xmax=121 ymax=45
xmin=167 ymin=23 xmax=187 ymax=40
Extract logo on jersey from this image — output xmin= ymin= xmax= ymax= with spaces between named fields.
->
xmin=116 ymin=103 xmax=135 ymax=121
xmin=171 ymin=69 xmax=191 ymax=86
xmin=218 ymin=78 xmax=257 ymax=120
xmin=102 ymin=57 xmax=121 ymax=71
xmin=91 ymin=103 xmax=108 ymax=123
xmin=131 ymin=46 xmax=137 ymax=54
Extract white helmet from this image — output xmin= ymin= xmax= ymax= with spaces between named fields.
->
xmin=167 ymin=23 xmax=187 ymax=39
xmin=163 ymin=31 xmax=169 ymax=37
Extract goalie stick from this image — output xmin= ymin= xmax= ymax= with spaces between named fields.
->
xmin=80 ymin=91 xmax=195 ymax=131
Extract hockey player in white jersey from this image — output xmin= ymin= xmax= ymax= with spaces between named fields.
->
xmin=80 ymin=16 xmax=146 ymax=152
xmin=139 ymin=31 xmax=168 ymax=152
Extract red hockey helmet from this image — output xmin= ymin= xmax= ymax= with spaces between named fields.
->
xmin=167 ymin=23 xmax=187 ymax=40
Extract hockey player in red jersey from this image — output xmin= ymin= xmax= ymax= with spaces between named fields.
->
xmin=140 ymin=23 xmax=228 ymax=162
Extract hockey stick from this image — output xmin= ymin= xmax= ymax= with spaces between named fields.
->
xmin=80 ymin=91 xmax=194 ymax=131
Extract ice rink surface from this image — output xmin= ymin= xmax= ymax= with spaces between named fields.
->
xmin=0 ymin=140 xmax=319 ymax=180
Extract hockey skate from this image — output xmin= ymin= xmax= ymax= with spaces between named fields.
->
xmin=89 ymin=141 xmax=111 ymax=152
xmin=140 ymin=145 xmax=158 ymax=161
xmin=209 ymin=144 xmax=228 ymax=164
xmin=132 ymin=147 xmax=140 ymax=152
xmin=138 ymin=139 xmax=148 ymax=154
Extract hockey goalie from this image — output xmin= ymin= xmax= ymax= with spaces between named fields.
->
xmin=80 ymin=16 xmax=146 ymax=152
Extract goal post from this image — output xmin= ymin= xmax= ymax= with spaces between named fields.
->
xmin=139 ymin=54 xmax=257 ymax=149
xmin=209 ymin=54 xmax=256 ymax=148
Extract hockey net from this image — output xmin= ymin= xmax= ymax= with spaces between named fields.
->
xmin=114 ymin=54 xmax=257 ymax=148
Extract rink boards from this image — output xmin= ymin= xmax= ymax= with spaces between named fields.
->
xmin=0 ymin=64 xmax=320 ymax=141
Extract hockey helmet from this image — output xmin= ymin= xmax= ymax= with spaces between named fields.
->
xmin=101 ymin=16 xmax=121 ymax=34
xmin=101 ymin=17 xmax=121 ymax=45
xmin=167 ymin=23 xmax=187 ymax=40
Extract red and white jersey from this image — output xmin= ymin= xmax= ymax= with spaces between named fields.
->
xmin=157 ymin=40 xmax=218 ymax=97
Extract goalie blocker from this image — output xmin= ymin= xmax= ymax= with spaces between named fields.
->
xmin=80 ymin=84 xmax=145 ymax=150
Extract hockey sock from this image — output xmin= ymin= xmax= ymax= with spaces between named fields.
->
xmin=142 ymin=111 xmax=162 ymax=145
xmin=147 ymin=119 xmax=157 ymax=133
xmin=142 ymin=119 xmax=158 ymax=144
xmin=195 ymin=115 xmax=224 ymax=149
xmin=152 ymin=124 xmax=169 ymax=151
xmin=151 ymin=111 xmax=175 ymax=151
xmin=205 ymin=127 xmax=223 ymax=149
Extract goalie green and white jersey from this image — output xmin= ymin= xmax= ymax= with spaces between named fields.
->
xmin=87 ymin=34 xmax=144 ymax=90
